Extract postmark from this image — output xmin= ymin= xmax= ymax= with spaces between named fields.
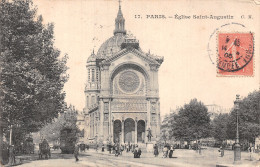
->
xmin=217 ymin=32 xmax=254 ymax=76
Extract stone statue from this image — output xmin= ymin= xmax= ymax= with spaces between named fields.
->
xmin=147 ymin=128 xmax=153 ymax=142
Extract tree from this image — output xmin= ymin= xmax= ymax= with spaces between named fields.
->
xmin=227 ymin=90 xmax=260 ymax=144
xmin=38 ymin=105 xmax=79 ymax=144
xmin=172 ymin=99 xmax=211 ymax=142
xmin=211 ymin=113 xmax=229 ymax=144
xmin=160 ymin=112 xmax=175 ymax=144
xmin=0 ymin=0 xmax=68 ymax=143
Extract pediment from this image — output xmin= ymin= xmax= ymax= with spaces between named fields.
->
xmin=100 ymin=47 xmax=161 ymax=66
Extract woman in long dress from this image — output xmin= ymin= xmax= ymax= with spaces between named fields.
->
xmin=154 ymin=144 xmax=159 ymax=157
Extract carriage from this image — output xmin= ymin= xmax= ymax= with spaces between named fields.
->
xmin=79 ymin=143 xmax=86 ymax=152
xmin=38 ymin=139 xmax=51 ymax=159
xmin=60 ymin=128 xmax=78 ymax=154
xmin=23 ymin=137 xmax=35 ymax=154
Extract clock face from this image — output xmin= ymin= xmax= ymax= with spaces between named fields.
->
xmin=118 ymin=71 xmax=140 ymax=93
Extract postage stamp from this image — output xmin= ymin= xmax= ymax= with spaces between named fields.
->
xmin=217 ymin=32 xmax=254 ymax=76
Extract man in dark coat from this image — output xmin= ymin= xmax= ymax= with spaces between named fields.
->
xmin=108 ymin=143 xmax=112 ymax=154
xmin=102 ymin=144 xmax=105 ymax=152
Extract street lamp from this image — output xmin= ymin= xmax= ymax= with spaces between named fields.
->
xmin=234 ymin=94 xmax=241 ymax=163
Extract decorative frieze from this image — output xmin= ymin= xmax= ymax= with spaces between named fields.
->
xmin=111 ymin=99 xmax=147 ymax=112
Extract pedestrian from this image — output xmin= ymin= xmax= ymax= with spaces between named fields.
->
xmin=218 ymin=146 xmax=224 ymax=157
xmin=120 ymin=144 xmax=124 ymax=155
xmin=169 ymin=145 xmax=174 ymax=158
xmin=115 ymin=143 xmax=119 ymax=157
xmin=248 ymin=144 xmax=254 ymax=161
xmin=198 ymin=142 xmax=201 ymax=155
xmin=108 ymin=143 xmax=112 ymax=154
xmin=153 ymin=144 xmax=159 ymax=157
xmin=163 ymin=145 xmax=168 ymax=158
xmin=102 ymin=144 xmax=105 ymax=152
xmin=126 ymin=143 xmax=129 ymax=152
xmin=8 ymin=145 xmax=16 ymax=166
xmin=138 ymin=147 xmax=142 ymax=158
xmin=95 ymin=143 xmax=98 ymax=152
xmin=112 ymin=144 xmax=115 ymax=154
xmin=133 ymin=145 xmax=141 ymax=158
xmin=74 ymin=144 xmax=79 ymax=162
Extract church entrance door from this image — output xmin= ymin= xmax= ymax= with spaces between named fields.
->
xmin=137 ymin=120 xmax=145 ymax=143
xmin=124 ymin=118 xmax=135 ymax=143
xmin=113 ymin=120 xmax=121 ymax=143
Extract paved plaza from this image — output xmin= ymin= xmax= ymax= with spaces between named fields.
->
xmin=16 ymin=147 xmax=260 ymax=167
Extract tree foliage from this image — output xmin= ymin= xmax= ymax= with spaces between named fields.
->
xmin=227 ymin=91 xmax=260 ymax=143
xmin=160 ymin=112 xmax=175 ymax=143
xmin=0 ymin=0 xmax=68 ymax=136
xmin=211 ymin=113 xmax=229 ymax=143
xmin=172 ymin=99 xmax=211 ymax=141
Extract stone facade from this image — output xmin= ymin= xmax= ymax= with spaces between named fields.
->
xmin=83 ymin=4 xmax=163 ymax=145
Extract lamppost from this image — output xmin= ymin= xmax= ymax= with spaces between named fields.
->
xmin=234 ymin=94 xmax=241 ymax=163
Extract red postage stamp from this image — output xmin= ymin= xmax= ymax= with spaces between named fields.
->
xmin=217 ymin=32 xmax=254 ymax=76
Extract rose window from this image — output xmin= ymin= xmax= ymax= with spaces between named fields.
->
xmin=118 ymin=71 xmax=140 ymax=93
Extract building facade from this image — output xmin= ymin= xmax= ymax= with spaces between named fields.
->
xmin=206 ymin=104 xmax=230 ymax=120
xmin=83 ymin=4 xmax=163 ymax=145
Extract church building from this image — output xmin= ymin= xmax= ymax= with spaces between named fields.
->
xmin=83 ymin=3 xmax=163 ymax=145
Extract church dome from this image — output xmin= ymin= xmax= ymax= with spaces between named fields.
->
xmin=96 ymin=33 xmax=126 ymax=59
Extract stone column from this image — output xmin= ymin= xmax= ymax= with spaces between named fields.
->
xmin=111 ymin=119 xmax=114 ymax=143
xmin=88 ymin=116 xmax=91 ymax=139
xmin=109 ymin=100 xmax=113 ymax=143
xmin=108 ymin=102 xmax=111 ymax=140
xmin=135 ymin=118 xmax=138 ymax=144
xmin=145 ymin=120 xmax=148 ymax=143
xmin=147 ymin=100 xmax=151 ymax=129
xmin=121 ymin=119 xmax=124 ymax=144
xmin=93 ymin=113 xmax=96 ymax=138
xmin=90 ymin=125 xmax=92 ymax=138
xmin=156 ymin=103 xmax=161 ymax=140
xmin=100 ymin=101 xmax=104 ymax=140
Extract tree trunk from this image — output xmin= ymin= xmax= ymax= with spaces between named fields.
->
xmin=0 ymin=18 xmax=3 ymax=165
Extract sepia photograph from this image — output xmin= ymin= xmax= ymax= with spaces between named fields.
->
xmin=0 ymin=0 xmax=259 ymax=166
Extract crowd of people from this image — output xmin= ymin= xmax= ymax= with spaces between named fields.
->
xmin=106 ymin=142 xmax=142 ymax=157
xmin=74 ymin=141 xmax=180 ymax=162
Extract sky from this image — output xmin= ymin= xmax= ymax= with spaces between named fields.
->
xmin=33 ymin=0 xmax=259 ymax=116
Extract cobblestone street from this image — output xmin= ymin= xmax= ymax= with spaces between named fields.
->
xmin=16 ymin=147 xmax=260 ymax=167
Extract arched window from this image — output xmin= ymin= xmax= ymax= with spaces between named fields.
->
xmin=96 ymin=69 xmax=99 ymax=81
